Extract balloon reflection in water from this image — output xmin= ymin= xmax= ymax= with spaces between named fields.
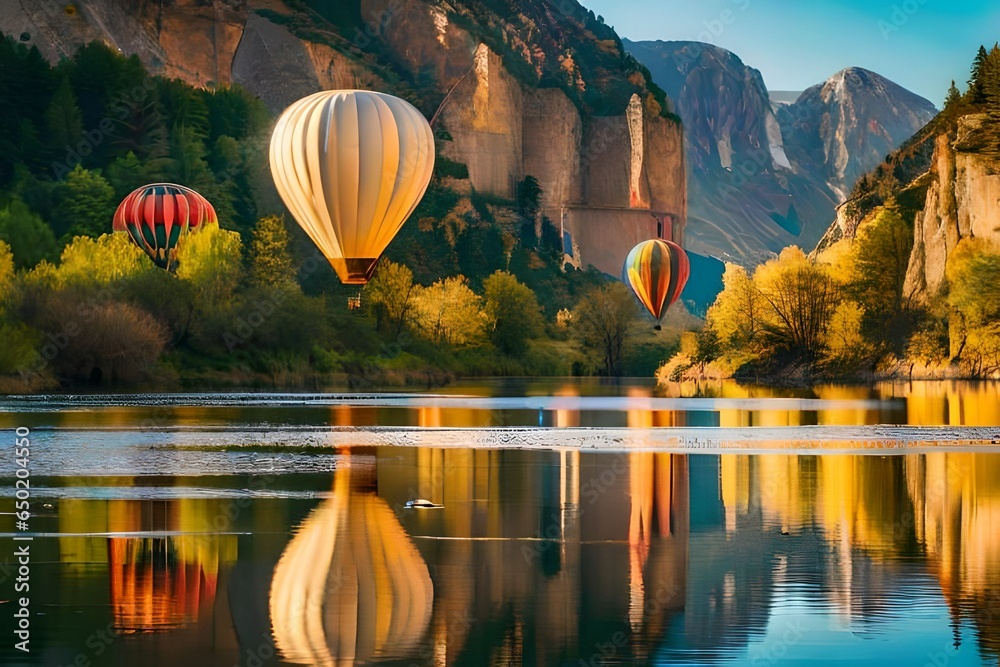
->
xmin=269 ymin=450 xmax=434 ymax=666
xmin=108 ymin=536 xmax=224 ymax=634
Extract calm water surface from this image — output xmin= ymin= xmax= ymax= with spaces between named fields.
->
xmin=1 ymin=380 xmax=999 ymax=666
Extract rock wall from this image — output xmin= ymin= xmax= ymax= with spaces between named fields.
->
xmin=904 ymin=115 xmax=1000 ymax=304
xmin=439 ymin=44 xmax=524 ymax=198
xmin=359 ymin=0 xmax=475 ymax=86
xmin=522 ymin=88 xmax=582 ymax=208
xmin=558 ymin=208 xmax=668 ymax=277
xmin=645 ymin=114 xmax=687 ymax=223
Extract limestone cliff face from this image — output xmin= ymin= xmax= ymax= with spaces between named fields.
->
xmin=2 ymin=0 xmax=686 ymax=276
xmin=438 ymin=45 xmax=523 ymax=198
xmin=905 ymin=115 xmax=1000 ymax=303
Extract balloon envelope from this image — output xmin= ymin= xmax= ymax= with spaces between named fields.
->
xmin=269 ymin=89 xmax=435 ymax=285
xmin=112 ymin=183 xmax=217 ymax=270
xmin=623 ymin=239 xmax=691 ymax=323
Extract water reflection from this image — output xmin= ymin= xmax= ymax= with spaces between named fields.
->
xmin=9 ymin=448 xmax=1000 ymax=665
xmin=269 ymin=449 xmax=433 ymax=666
xmin=6 ymin=380 xmax=1000 ymax=430
xmin=109 ymin=536 xmax=221 ymax=633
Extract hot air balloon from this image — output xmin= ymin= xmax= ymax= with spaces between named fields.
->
xmin=269 ymin=90 xmax=435 ymax=285
xmin=112 ymin=183 xmax=217 ymax=270
xmin=622 ymin=239 xmax=690 ymax=329
xmin=269 ymin=450 xmax=434 ymax=666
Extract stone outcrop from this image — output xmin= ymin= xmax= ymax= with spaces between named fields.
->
xmin=904 ymin=115 xmax=1000 ymax=304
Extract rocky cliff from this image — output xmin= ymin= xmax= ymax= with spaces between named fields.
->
xmin=1 ymin=0 xmax=686 ymax=275
xmin=625 ymin=39 xmax=935 ymax=266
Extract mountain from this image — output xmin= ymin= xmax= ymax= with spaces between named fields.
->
xmin=624 ymin=39 xmax=936 ymax=266
xmin=778 ymin=67 xmax=939 ymax=200
xmin=1 ymin=0 xmax=686 ymax=277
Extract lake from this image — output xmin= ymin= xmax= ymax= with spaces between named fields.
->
xmin=1 ymin=379 xmax=999 ymax=666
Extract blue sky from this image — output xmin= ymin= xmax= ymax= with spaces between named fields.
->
xmin=583 ymin=0 xmax=1000 ymax=105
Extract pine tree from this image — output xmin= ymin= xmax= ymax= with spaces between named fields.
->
xmin=55 ymin=165 xmax=116 ymax=239
xmin=968 ymin=45 xmax=989 ymax=104
xmin=985 ymin=44 xmax=1000 ymax=155
xmin=249 ymin=215 xmax=296 ymax=288
xmin=944 ymin=80 xmax=962 ymax=110
xmin=45 ymin=76 xmax=83 ymax=160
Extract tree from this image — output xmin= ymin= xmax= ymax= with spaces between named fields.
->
xmin=943 ymin=238 xmax=1000 ymax=375
xmin=169 ymin=125 xmax=213 ymax=188
xmin=483 ymin=271 xmax=543 ymax=356
xmin=983 ymin=44 xmax=1000 ymax=154
xmin=906 ymin=317 xmax=949 ymax=368
xmin=40 ymin=295 xmax=167 ymax=383
xmin=105 ymin=151 xmax=149 ymax=199
xmin=849 ymin=209 xmax=914 ymax=354
xmin=824 ymin=300 xmax=875 ymax=367
xmin=573 ymin=282 xmax=639 ymax=376
xmin=944 ymin=80 xmax=962 ymax=110
xmin=175 ymin=225 xmax=243 ymax=307
xmin=54 ymin=165 xmax=116 ymax=239
xmin=754 ymin=247 xmax=838 ymax=360
xmin=0 ymin=37 xmax=57 ymax=184
xmin=516 ymin=175 xmax=542 ymax=217
xmin=692 ymin=325 xmax=721 ymax=371
xmin=0 ymin=240 xmax=15 ymax=303
xmin=968 ymin=45 xmax=989 ymax=104
xmin=364 ymin=259 xmax=418 ymax=336
xmin=946 ymin=237 xmax=1000 ymax=324
xmin=707 ymin=263 xmax=764 ymax=352
xmin=413 ymin=275 xmax=485 ymax=346
xmin=250 ymin=215 xmax=296 ymax=288
xmin=45 ymin=76 xmax=83 ymax=159
xmin=0 ymin=198 xmax=58 ymax=268
xmin=57 ymin=232 xmax=150 ymax=287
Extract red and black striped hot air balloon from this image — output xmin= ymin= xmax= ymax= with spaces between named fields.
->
xmin=113 ymin=183 xmax=217 ymax=270
xmin=622 ymin=239 xmax=691 ymax=330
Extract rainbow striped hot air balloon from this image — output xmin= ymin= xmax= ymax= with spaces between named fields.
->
xmin=113 ymin=183 xmax=217 ymax=270
xmin=623 ymin=239 xmax=691 ymax=329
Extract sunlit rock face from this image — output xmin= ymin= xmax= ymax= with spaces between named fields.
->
xmin=625 ymin=39 xmax=935 ymax=266
xmin=904 ymin=114 xmax=1000 ymax=304
xmin=2 ymin=0 xmax=688 ymax=276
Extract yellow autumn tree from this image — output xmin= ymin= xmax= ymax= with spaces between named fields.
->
xmin=412 ymin=275 xmax=485 ymax=346
xmin=753 ymin=246 xmax=839 ymax=360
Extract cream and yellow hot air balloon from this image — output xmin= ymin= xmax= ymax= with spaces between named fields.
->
xmin=269 ymin=452 xmax=434 ymax=666
xmin=269 ymin=90 xmax=435 ymax=284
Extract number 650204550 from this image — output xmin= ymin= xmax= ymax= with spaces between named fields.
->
xmin=14 ymin=426 xmax=30 ymax=514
